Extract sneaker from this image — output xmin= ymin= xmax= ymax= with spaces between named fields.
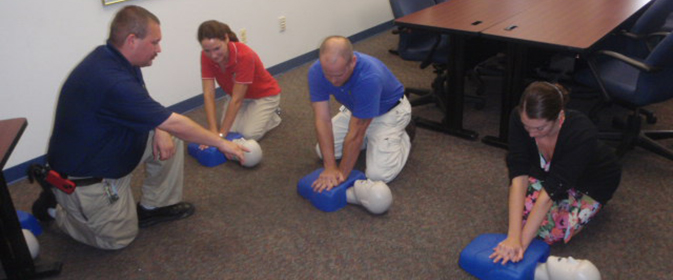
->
xmin=32 ymin=190 xmax=56 ymax=222
xmin=137 ymin=202 xmax=195 ymax=228
xmin=406 ymin=118 xmax=417 ymax=143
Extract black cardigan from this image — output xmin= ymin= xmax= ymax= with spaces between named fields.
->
xmin=506 ymin=109 xmax=621 ymax=205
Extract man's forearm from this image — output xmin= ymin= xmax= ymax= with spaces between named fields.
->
xmin=158 ymin=113 xmax=223 ymax=148
xmin=337 ymin=133 xmax=364 ymax=178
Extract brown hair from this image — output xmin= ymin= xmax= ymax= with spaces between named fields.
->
xmin=197 ymin=20 xmax=239 ymax=42
xmin=518 ymin=81 xmax=569 ymax=121
xmin=108 ymin=5 xmax=160 ymax=48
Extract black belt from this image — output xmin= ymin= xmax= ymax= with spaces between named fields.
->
xmin=67 ymin=177 xmax=104 ymax=187
xmin=386 ymin=99 xmax=402 ymax=113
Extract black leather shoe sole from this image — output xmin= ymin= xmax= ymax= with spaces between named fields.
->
xmin=137 ymin=202 xmax=195 ymax=228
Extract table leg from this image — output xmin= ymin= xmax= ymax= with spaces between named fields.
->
xmin=482 ymin=42 xmax=528 ymax=149
xmin=414 ymin=33 xmax=479 ymax=140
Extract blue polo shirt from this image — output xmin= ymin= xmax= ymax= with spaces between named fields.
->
xmin=47 ymin=43 xmax=172 ymax=178
xmin=308 ymin=52 xmax=404 ymax=119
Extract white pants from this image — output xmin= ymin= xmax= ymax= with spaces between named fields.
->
xmin=53 ymin=132 xmax=184 ymax=250
xmin=316 ymin=96 xmax=412 ymax=183
xmin=221 ymin=94 xmax=281 ymax=141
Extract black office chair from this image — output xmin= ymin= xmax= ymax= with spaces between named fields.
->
xmin=389 ymin=0 xmax=485 ymax=110
xmin=574 ymin=32 xmax=673 ymax=160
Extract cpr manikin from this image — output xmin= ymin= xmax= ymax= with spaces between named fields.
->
xmin=346 ymin=179 xmax=393 ymax=214
xmin=535 ymin=256 xmax=601 ymax=280
xmin=23 ymin=229 xmax=40 ymax=259
xmin=231 ymin=138 xmax=262 ymax=167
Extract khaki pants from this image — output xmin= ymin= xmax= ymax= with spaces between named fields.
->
xmin=316 ymin=96 xmax=412 ymax=183
xmin=220 ymin=94 xmax=281 ymax=141
xmin=53 ymin=132 xmax=184 ymax=250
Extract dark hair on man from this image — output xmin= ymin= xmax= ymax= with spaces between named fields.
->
xmin=108 ymin=5 xmax=160 ymax=48
xmin=197 ymin=20 xmax=239 ymax=42
xmin=518 ymin=81 xmax=569 ymax=121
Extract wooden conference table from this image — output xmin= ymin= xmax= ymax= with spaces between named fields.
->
xmin=395 ymin=0 xmax=652 ymax=148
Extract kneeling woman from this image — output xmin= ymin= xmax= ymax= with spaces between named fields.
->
xmin=197 ymin=20 xmax=281 ymax=141
xmin=490 ymin=81 xmax=621 ymax=265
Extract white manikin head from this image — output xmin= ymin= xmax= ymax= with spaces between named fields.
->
xmin=22 ymin=229 xmax=40 ymax=259
xmin=232 ymin=138 xmax=262 ymax=167
xmin=535 ymin=256 xmax=601 ymax=280
xmin=346 ymin=179 xmax=393 ymax=214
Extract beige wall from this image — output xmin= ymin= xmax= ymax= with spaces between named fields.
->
xmin=0 ymin=0 xmax=393 ymax=168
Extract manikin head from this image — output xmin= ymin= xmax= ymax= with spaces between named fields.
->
xmin=346 ymin=179 xmax=393 ymax=214
xmin=232 ymin=138 xmax=262 ymax=167
xmin=22 ymin=229 xmax=39 ymax=259
xmin=535 ymin=256 xmax=601 ymax=280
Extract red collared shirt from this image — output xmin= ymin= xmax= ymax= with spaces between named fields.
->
xmin=201 ymin=41 xmax=280 ymax=99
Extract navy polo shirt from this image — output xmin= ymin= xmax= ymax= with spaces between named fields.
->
xmin=47 ymin=43 xmax=172 ymax=178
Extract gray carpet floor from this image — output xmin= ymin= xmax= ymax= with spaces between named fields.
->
xmin=6 ymin=30 xmax=673 ymax=279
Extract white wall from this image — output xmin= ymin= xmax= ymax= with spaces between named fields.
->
xmin=0 ymin=0 xmax=393 ymax=169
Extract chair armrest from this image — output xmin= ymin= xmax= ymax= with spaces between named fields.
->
xmin=619 ymin=29 xmax=646 ymax=40
xmin=595 ymin=50 xmax=661 ymax=72
xmin=647 ymin=31 xmax=670 ymax=40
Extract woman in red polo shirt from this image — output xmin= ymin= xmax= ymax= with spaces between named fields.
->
xmin=197 ymin=20 xmax=281 ymax=141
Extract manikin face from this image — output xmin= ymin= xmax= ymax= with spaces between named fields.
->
xmin=129 ymin=21 xmax=162 ymax=67
xmin=353 ymin=179 xmax=392 ymax=214
xmin=321 ymin=55 xmax=356 ymax=87
xmin=201 ymin=37 xmax=229 ymax=64
xmin=545 ymin=256 xmax=601 ymax=280
xmin=520 ymin=111 xmax=562 ymax=139
xmin=232 ymin=138 xmax=262 ymax=168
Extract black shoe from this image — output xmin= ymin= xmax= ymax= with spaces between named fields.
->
xmin=406 ymin=118 xmax=417 ymax=143
xmin=32 ymin=190 xmax=56 ymax=222
xmin=137 ymin=202 xmax=195 ymax=228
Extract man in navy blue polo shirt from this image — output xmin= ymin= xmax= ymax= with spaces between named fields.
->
xmin=33 ymin=5 xmax=246 ymax=250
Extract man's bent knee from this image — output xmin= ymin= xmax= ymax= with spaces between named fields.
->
xmin=365 ymin=168 xmax=398 ymax=184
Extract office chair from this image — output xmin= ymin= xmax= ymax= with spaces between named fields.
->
xmin=662 ymin=12 xmax=673 ymax=31
xmin=574 ymin=32 xmax=673 ymax=161
xmin=389 ymin=0 xmax=485 ymax=111
xmin=574 ymin=0 xmax=673 ymax=124
xmin=605 ymin=0 xmax=673 ymax=57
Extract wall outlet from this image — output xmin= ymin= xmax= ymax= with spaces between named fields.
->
xmin=240 ymin=28 xmax=247 ymax=44
xmin=279 ymin=16 xmax=286 ymax=32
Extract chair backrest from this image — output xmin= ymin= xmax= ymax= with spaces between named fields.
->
xmin=630 ymin=0 xmax=673 ymax=34
xmin=637 ymin=32 xmax=673 ymax=104
xmin=389 ymin=0 xmax=449 ymax=63
xmin=389 ymin=0 xmax=436 ymax=19
xmin=662 ymin=12 xmax=673 ymax=31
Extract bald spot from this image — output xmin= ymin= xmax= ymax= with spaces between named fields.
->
xmin=320 ymin=37 xmax=353 ymax=65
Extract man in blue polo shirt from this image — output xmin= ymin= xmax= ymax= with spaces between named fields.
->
xmin=308 ymin=36 xmax=412 ymax=192
xmin=33 ymin=5 xmax=246 ymax=250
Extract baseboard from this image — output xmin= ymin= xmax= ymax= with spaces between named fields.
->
xmin=2 ymin=20 xmax=394 ymax=185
